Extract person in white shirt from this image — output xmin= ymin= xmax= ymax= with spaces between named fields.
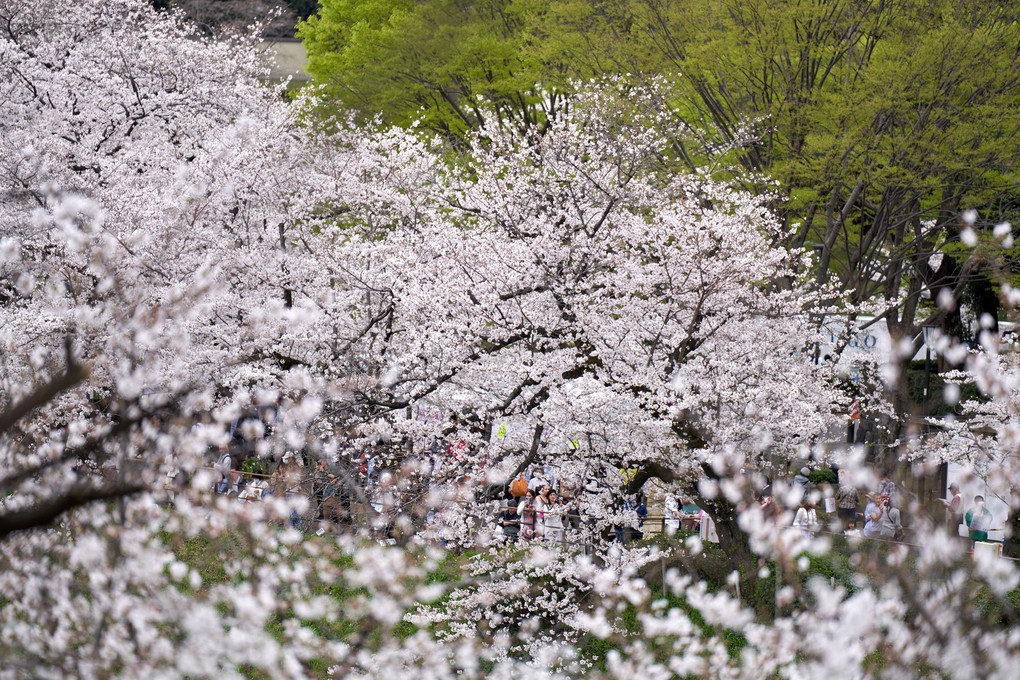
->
xmin=664 ymin=494 xmax=680 ymax=534
xmin=792 ymin=499 xmax=818 ymax=536
xmin=533 ymin=485 xmax=552 ymax=539
xmin=527 ymin=468 xmax=548 ymax=493
xmin=542 ymin=490 xmax=564 ymax=544
xmin=863 ymin=493 xmax=889 ymax=539
xmin=213 ymin=445 xmax=231 ymax=490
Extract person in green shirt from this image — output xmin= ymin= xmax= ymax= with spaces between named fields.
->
xmin=965 ymin=495 xmax=994 ymax=543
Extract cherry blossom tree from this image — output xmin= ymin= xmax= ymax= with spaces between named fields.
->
xmin=3 ymin=2 xmax=1019 ymax=679
xmin=0 ymin=0 xmax=324 ymax=522
xmin=298 ymin=79 xmax=847 ymax=558
xmin=0 ymin=1 xmax=360 ymax=675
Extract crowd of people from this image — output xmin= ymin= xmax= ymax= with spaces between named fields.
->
xmin=759 ymin=468 xmax=907 ymax=541
xmin=494 ymin=469 xmax=582 ymax=544
xmin=491 ymin=467 xmax=708 ymax=546
xmin=761 ymin=468 xmax=1001 ymax=549
xmin=194 ymin=427 xmax=1003 ymax=554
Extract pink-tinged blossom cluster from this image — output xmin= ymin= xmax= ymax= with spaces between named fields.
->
xmin=2 ymin=1 xmax=1019 ymax=679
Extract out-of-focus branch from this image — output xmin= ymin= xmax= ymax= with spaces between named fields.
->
xmin=0 ymin=337 xmax=89 ymax=436
xmin=0 ymin=409 xmax=150 ymax=494
xmin=0 ymin=482 xmax=144 ymax=540
xmin=0 ymin=447 xmax=82 ymax=494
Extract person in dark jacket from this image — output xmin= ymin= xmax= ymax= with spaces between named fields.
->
xmin=498 ymin=503 xmax=521 ymax=538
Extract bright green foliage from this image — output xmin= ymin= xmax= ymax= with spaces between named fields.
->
xmin=534 ymin=1 xmax=1020 ymax=300
xmin=297 ymin=0 xmax=564 ymax=139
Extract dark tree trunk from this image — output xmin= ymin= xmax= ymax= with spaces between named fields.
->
xmin=970 ymin=274 xmax=1000 ymax=345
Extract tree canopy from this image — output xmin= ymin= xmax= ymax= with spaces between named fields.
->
xmin=298 ymin=0 xmax=565 ymax=138
xmin=300 ymin=0 xmax=1020 ymax=377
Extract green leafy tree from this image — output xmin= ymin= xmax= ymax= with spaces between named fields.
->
xmin=533 ymin=0 xmax=1020 ymax=346
xmin=297 ymin=0 xmax=565 ymax=139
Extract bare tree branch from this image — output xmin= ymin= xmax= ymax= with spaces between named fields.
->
xmin=0 ymin=482 xmax=144 ymax=540
xmin=0 ymin=337 xmax=88 ymax=436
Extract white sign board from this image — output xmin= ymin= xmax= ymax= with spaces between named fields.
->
xmin=699 ymin=514 xmax=719 ymax=543
xmin=819 ymin=316 xmax=927 ymax=381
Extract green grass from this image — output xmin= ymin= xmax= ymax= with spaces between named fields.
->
xmin=161 ymin=523 xmax=1020 ymax=678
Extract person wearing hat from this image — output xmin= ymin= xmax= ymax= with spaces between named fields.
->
xmin=940 ymin=483 xmax=963 ymax=534
xmin=794 ymin=467 xmax=811 ymax=488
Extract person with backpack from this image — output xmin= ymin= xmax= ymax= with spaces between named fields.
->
xmin=213 ymin=444 xmax=231 ymax=491
xmin=633 ymin=493 xmax=648 ymax=542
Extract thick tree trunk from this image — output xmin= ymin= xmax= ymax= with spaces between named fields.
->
xmin=697 ymin=495 xmax=770 ymax=617
xmin=970 ymin=274 xmax=1000 ymax=344
xmin=1005 ymin=513 xmax=1020 ymax=559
